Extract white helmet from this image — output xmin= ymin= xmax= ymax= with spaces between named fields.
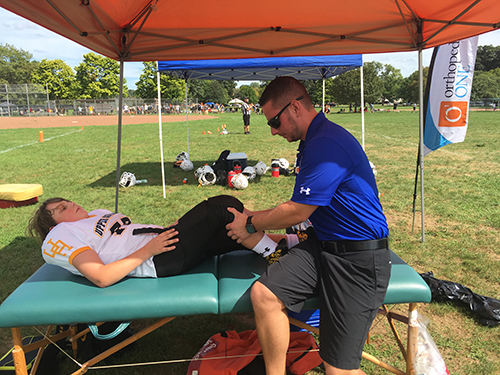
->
xmin=176 ymin=151 xmax=189 ymax=161
xmin=254 ymin=161 xmax=268 ymax=176
xmin=242 ymin=166 xmax=256 ymax=181
xmin=198 ymin=171 xmax=217 ymax=186
xmin=277 ymin=158 xmax=289 ymax=170
xmin=232 ymin=173 xmax=248 ymax=190
xmin=194 ymin=165 xmax=215 ymax=179
xmin=180 ymin=160 xmax=194 ymax=171
xmin=119 ymin=172 xmax=136 ymax=187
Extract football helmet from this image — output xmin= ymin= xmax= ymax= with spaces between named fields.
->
xmin=254 ymin=161 xmax=268 ymax=176
xmin=119 ymin=172 xmax=147 ymax=187
xmin=176 ymin=151 xmax=189 ymax=161
xmin=242 ymin=166 xmax=256 ymax=181
xmin=277 ymin=158 xmax=289 ymax=170
xmin=119 ymin=172 xmax=136 ymax=187
xmin=231 ymin=173 xmax=248 ymax=190
xmin=194 ymin=165 xmax=215 ymax=179
xmin=180 ymin=160 xmax=194 ymax=171
xmin=198 ymin=171 xmax=217 ymax=186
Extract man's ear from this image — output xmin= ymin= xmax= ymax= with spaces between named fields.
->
xmin=291 ymin=99 xmax=302 ymax=116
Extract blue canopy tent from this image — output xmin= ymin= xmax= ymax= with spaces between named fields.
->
xmin=156 ymin=55 xmax=363 ymax=196
xmin=157 ymin=55 xmax=362 ymax=81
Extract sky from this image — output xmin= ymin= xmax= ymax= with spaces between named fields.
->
xmin=1 ymin=7 xmax=499 ymax=90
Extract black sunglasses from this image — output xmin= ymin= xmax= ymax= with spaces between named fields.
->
xmin=267 ymin=95 xmax=304 ymax=129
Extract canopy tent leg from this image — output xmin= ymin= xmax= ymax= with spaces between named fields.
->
xmin=360 ymin=62 xmax=365 ymax=150
xmin=114 ymin=58 xmax=124 ymax=213
xmin=322 ymin=78 xmax=325 ymax=113
xmin=157 ymin=62 xmax=166 ymax=199
xmin=185 ymin=80 xmax=190 ymax=157
xmin=418 ymin=48 xmax=426 ymax=242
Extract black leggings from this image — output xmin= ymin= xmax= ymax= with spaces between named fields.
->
xmin=152 ymin=195 xmax=246 ymax=277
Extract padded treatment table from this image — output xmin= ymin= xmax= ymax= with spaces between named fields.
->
xmin=0 ymin=184 xmax=43 ymax=209
xmin=0 ymin=250 xmax=431 ymax=375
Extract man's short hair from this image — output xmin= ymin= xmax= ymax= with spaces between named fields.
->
xmin=259 ymin=76 xmax=312 ymax=109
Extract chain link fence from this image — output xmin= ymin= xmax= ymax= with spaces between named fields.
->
xmin=0 ymin=84 xmax=199 ymax=117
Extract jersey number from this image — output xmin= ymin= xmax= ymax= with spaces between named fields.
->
xmin=109 ymin=217 xmax=131 ymax=236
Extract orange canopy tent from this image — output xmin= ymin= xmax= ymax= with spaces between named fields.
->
xmin=1 ymin=0 xmax=498 ymax=218
xmin=0 ymin=0 xmax=497 ymax=61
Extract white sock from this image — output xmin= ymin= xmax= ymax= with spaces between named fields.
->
xmin=286 ymin=234 xmax=300 ymax=248
xmin=252 ymin=235 xmax=278 ymax=257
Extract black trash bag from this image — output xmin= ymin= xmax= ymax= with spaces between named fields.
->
xmin=420 ymin=271 xmax=500 ymax=326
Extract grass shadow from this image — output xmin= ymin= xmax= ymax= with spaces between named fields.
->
xmin=89 ymin=160 xmax=261 ymax=188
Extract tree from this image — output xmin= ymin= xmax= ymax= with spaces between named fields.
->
xmin=301 ymin=80 xmax=325 ymax=105
xmin=187 ymin=80 xmax=207 ymax=102
xmin=362 ymin=62 xmax=384 ymax=104
xmin=31 ymin=59 xmax=79 ymax=100
xmin=75 ymin=53 xmax=127 ymax=99
xmin=136 ymin=62 xmax=185 ymax=100
xmin=135 ymin=62 xmax=157 ymax=99
xmin=471 ymin=70 xmax=500 ymax=101
xmin=0 ymin=43 xmax=39 ymax=84
xmin=380 ymin=65 xmax=404 ymax=102
xmin=203 ymin=81 xmax=230 ymax=103
xmin=329 ymin=62 xmax=382 ymax=106
xmin=398 ymin=67 xmax=429 ymax=104
xmin=475 ymin=45 xmax=500 ymax=72
xmin=237 ymin=84 xmax=259 ymax=104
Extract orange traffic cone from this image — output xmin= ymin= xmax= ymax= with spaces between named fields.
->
xmin=203 ymin=130 xmax=205 ymax=135
xmin=217 ymin=127 xmax=220 ymax=132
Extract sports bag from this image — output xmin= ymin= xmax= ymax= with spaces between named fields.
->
xmin=187 ymin=329 xmax=322 ymax=375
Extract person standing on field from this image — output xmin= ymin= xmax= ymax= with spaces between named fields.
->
xmin=242 ymin=97 xmax=251 ymax=134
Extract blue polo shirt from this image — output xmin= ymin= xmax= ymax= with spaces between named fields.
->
xmin=291 ymin=112 xmax=388 ymax=241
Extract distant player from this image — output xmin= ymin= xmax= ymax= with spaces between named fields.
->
xmin=242 ymin=97 xmax=251 ymax=134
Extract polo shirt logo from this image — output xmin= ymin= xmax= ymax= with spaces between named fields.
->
xmin=300 ymin=187 xmax=311 ymax=195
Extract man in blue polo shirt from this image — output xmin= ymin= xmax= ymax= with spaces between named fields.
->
xmin=226 ymin=76 xmax=391 ymax=375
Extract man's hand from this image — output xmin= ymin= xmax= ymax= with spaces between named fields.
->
xmin=226 ymin=207 xmax=251 ymax=243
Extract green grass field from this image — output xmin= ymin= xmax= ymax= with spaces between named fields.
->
xmin=0 ymin=109 xmax=499 ymax=374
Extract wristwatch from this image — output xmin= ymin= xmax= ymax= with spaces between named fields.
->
xmin=245 ymin=216 xmax=257 ymax=234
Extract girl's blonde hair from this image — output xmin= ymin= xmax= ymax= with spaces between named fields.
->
xmin=26 ymin=198 xmax=68 ymax=243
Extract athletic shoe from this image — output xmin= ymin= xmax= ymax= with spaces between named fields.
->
xmin=266 ymin=239 xmax=288 ymax=265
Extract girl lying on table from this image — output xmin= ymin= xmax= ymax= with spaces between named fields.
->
xmin=27 ymin=195 xmax=298 ymax=287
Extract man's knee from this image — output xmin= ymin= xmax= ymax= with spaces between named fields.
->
xmin=251 ymin=281 xmax=283 ymax=310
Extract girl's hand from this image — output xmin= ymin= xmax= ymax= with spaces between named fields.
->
xmin=146 ymin=228 xmax=179 ymax=256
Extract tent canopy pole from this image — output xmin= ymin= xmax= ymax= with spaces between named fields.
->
xmin=418 ymin=47 xmax=425 ymax=242
xmin=157 ymin=62 xmax=166 ymax=199
xmin=185 ymin=79 xmax=190 ymax=156
xmin=360 ymin=62 xmax=365 ymax=150
xmin=114 ymin=58 xmax=124 ymax=213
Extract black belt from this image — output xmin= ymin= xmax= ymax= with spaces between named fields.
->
xmin=322 ymin=238 xmax=388 ymax=254
xmin=132 ymin=227 xmax=168 ymax=235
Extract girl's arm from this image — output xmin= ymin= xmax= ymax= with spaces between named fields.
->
xmin=72 ymin=228 xmax=179 ymax=288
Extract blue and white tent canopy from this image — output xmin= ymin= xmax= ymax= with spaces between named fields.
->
xmin=157 ymin=55 xmax=362 ymax=81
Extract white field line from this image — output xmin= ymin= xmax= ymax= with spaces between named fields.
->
xmin=0 ymin=129 xmax=82 ymax=154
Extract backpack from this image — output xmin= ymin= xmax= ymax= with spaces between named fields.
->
xmin=212 ymin=149 xmax=231 ymax=185
xmin=187 ymin=330 xmax=322 ymax=375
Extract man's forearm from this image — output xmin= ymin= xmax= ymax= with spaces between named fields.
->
xmin=251 ymin=201 xmax=316 ymax=232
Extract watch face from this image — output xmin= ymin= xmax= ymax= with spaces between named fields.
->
xmin=246 ymin=216 xmax=256 ymax=233
xmin=246 ymin=224 xmax=256 ymax=233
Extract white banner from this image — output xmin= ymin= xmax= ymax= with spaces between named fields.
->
xmin=423 ymin=36 xmax=479 ymax=156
